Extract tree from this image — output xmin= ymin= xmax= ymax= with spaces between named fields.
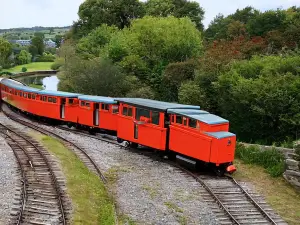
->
xmin=76 ymin=24 xmax=118 ymax=59
xmin=145 ymin=0 xmax=205 ymax=30
xmin=30 ymin=36 xmax=45 ymax=56
xmin=73 ymin=0 xmax=144 ymax=38
xmin=178 ymin=80 xmax=204 ymax=106
xmin=54 ymin=35 xmax=63 ymax=48
xmin=0 ymin=38 xmax=12 ymax=67
xmin=17 ymin=50 xmax=32 ymax=65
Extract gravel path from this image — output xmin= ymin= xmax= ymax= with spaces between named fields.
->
xmin=0 ymin=133 xmax=18 ymax=224
xmin=1 ymin=110 xmax=219 ymax=224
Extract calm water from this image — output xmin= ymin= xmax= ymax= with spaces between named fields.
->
xmin=19 ymin=74 xmax=59 ymax=91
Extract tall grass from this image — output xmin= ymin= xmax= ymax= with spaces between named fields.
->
xmin=235 ymin=143 xmax=285 ymax=177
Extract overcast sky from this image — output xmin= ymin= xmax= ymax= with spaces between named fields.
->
xmin=0 ymin=0 xmax=299 ymax=29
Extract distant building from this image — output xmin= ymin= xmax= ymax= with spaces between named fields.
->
xmin=44 ymin=39 xmax=56 ymax=48
xmin=14 ymin=40 xmax=31 ymax=46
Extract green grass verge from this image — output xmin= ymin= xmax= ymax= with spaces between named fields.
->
xmin=35 ymin=134 xmax=116 ymax=225
xmin=235 ymin=143 xmax=285 ymax=177
xmin=3 ymin=62 xmax=53 ymax=73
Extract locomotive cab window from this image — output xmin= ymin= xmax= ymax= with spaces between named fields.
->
xmin=85 ymin=102 xmax=90 ymax=108
xmin=176 ymin=116 xmax=183 ymax=125
xmin=189 ymin=119 xmax=197 ymax=128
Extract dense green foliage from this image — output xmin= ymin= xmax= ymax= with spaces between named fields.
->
xmin=0 ymin=37 xmax=12 ymax=69
xmin=16 ymin=50 xmax=32 ymax=65
xmin=235 ymin=144 xmax=285 ymax=177
xmin=30 ymin=34 xmax=45 ymax=56
xmin=59 ymin=3 xmax=300 ymax=145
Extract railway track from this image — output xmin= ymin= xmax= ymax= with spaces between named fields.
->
xmin=0 ymin=123 xmax=66 ymax=225
xmin=2 ymin=105 xmax=287 ymax=225
xmin=2 ymin=107 xmax=106 ymax=183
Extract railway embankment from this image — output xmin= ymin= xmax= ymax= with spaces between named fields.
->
xmin=240 ymin=142 xmax=300 ymax=190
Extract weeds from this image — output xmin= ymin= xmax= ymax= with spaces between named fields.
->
xmin=235 ymin=143 xmax=285 ymax=177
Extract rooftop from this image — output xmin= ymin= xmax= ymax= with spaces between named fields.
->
xmin=116 ymin=98 xmax=200 ymax=111
xmin=78 ymin=95 xmax=117 ymax=104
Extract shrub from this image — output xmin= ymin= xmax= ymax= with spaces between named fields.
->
xmin=235 ymin=143 xmax=285 ymax=177
xmin=21 ymin=67 xmax=27 ymax=72
xmin=51 ymin=61 xmax=63 ymax=70
xmin=0 ymin=71 xmax=13 ymax=76
xmin=35 ymin=54 xmax=55 ymax=62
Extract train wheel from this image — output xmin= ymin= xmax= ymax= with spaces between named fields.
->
xmin=130 ymin=142 xmax=138 ymax=148
xmin=67 ymin=123 xmax=73 ymax=128
xmin=214 ymin=167 xmax=225 ymax=177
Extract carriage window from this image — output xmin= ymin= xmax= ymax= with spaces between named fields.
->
xmin=86 ymin=102 xmax=90 ymax=108
xmin=151 ymin=111 xmax=160 ymax=125
xmin=128 ymin=108 xmax=133 ymax=116
xmin=32 ymin=94 xmax=36 ymax=100
xmin=23 ymin=93 xmax=27 ymax=98
xmin=15 ymin=90 xmax=17 ymax=95
xmin=53 ymin=98 xmax=57 ymax=103
xmin=69 ymin=99 xmax=74 ymax=104
xmin=189 ymin=119 xmax=197 ymax=128
xmin=81 ymin=101 xmax=85 ymax=106
xmin=122 ymin=106 xmax=128 ymax=116
xmin=136 ymin=108 xmax=150 ymax=120
xmin=19 ymin=92 xmax=22 ymax=97
xmin=102 ymin=104 xmax=109 ymax=111
xmin=48 ymin=97 xmax=53 ymax=102
xmin=112 ymin=105 xmax=119 ymax=114
xmin=176 ymin=116 xmax=183 ymax=124
xmin=42 ymin=96 xmax=47 ymax=101
xmin=28 ymin=93 xmax=31 ymax=99
xmin=9 ymin=89 xmax=12 ymax=93
xmin=183 ymin=117 xmax=187 ymax=126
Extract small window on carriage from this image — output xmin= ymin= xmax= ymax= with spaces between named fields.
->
xmin=81 ymin=101 xmax=85 ymax=106
xmin=43 ymin=96 xmax=47 ymax=101
xmin=189 ymin=118 xmax=197 ymax=128
xmin=28 ymin=93 xmax=32 ymax=99
xmin=19 ymin=92 xmax=22 ymax=97
xmin=128 ymin=108 xmax=133 ymax=117
xmin=48 ymin=97 xmax=53 ymax=102
xmin=69 ymin=99 xmax=74 ymax=104
xmin=183 ymin=117 xmax=187 ymax=126
xmin=32 ymin=94 xmax=36 ymax=100
xmin=53 ymin=98 xmax=57 ymax=103
xmin=112 ymin=105 xmax=119 ymax=114
xmin=86 ymin=102 xmax=91 ymax=108
xmin=101 ymin=104 xmax=109 ymax=111
xmin=23 ymin=93 xmax=27 ymax=98
xmin=15 ymin=90 xmax=17 ymax=95
xmin=9 ymin=89 xmax=12 ymax=93
xmin=176 ymin=116 xmax=183 ymax=125
xmin=136 ymin=108 xmax=150 ymax=120
xmin=122 ymin=106 xmax=128 ymax=116
xmin=151 ymin=111 xmax=160 ymax=125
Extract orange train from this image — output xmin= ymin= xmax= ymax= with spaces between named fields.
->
xmin=0 ymin=78 xmax=236 ymax=175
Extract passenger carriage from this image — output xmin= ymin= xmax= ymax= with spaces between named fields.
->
xmin=116 ymin=98 xmax=200 ymax=150
xmin=77 ymin=95 xmax=119 ymax=132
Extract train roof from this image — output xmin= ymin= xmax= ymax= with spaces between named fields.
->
xmin=116 ymin=98 xmax=200 ymax=111
xmin=39 ymin=90 xmax=80 ymax=98
xmin=168 ymin=108 xmax=228 ymax=125
xmin=78 ymin=95 xmax=117 ymax=104
xmin=205 ymin=131 xmax=235 ymax=139
xmin=1 ymin=78 xmax=40 ymax=93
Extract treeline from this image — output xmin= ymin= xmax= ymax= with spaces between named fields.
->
xmin=0 ymin=26 xmax=71 ymax=34
xmin=55 ymin=0 xmax=300 ymax=145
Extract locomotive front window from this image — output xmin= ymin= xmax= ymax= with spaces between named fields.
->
xmin=136 ymin=108 xmax=150 ymax=120
xmin=176 ymin=116 xmax=183 ymax=124
xmin=189 ymin=119 xmax=197 ymax=128
xmin=151 ymin=111 xmax=160 ymax=125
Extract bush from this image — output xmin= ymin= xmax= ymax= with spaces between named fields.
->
xmin=0 ymin=71 xmax=13 ymax=76
xmin=235 ymin=143 xmax=285 ymax=177
xmin=21 ymin=67 xmax=27 ymax=72
xmin=35 ymin=54 xmax=55 ymax=62
xmin=51 ymin=61 xmax=63 ymax=70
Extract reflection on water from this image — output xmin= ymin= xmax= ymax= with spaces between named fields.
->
xmin=18 ymin=74 xmax=59 ymax=91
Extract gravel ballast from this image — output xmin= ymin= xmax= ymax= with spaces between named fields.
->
xmin=0 ymin=135 xmax=18 ymax=224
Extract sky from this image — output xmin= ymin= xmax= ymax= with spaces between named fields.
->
xmin=0 ymin=0 xmax=299 ymax=29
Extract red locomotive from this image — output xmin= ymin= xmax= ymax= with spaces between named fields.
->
xmin=0 ymin=78 xmax=236 ymax=174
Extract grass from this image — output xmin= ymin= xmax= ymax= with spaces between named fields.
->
xmin=34 ymin=134 xmax=116 ymax=225
xmin=3 ymin=62 xmax=53 ymax=73
xmin=235 ymin=143 xmax=285 ymax=177
xmin=233 ymin=159 xmax=300 ymax=225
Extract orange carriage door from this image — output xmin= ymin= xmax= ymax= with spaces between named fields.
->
xmin=60 ymin=98 xmax=66 ymax=119
xmin=93 ymin=103 xmax=100 ymax=126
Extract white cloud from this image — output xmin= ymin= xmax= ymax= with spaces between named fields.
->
xmin=0 ymin=0 xmax=299 ymax=29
